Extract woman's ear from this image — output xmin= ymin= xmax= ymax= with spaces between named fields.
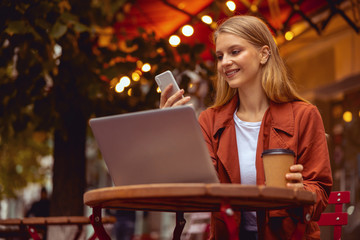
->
xmin=260 ymin=45 xmax=271 ymax=64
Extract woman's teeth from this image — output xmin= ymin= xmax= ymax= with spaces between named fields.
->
xmin=226 ymin=69 xmax=239 ymax=77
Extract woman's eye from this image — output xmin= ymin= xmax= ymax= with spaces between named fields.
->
xmin=232 ymin=50 xmax=240 ymax=55
xmin=216 ymin=55 xmax=223 ymax=61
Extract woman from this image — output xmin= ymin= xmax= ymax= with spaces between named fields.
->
xmin=160 ymin=15 xmax=332 ymax=239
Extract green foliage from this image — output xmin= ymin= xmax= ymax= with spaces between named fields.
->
xmin=0 ymin=128 xmax=51 ymax=199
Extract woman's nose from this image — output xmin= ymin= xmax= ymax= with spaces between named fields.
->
xmin=221 ymin=55 xmax=233 ymax=67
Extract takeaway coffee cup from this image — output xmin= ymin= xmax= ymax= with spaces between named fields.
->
xmin=262 ymin=149 xmax=295 ymax=188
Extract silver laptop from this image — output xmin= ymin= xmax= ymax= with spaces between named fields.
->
xmin=89 ymin=106 xmax=219 ymax=186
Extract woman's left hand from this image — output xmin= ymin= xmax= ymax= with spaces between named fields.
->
xmin=286 ymin=164 xmax=304 ymax=189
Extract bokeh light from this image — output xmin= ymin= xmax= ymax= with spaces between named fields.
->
xmin=169 ymin=35 xmax=181 ymax=47
xmin=250 ymin=4 xmax=258 ymax=12
xmin=115 ymin=83 xmax=124 ymax=93
xmin=141 ymin=63 xmax=151 ymax=72
xmin=132 ymin=71 xmax=141 ymax=81
xmin=226 ymin=1 xmax=236 ymax=11
xmin=115 ymin=76 xmax=131 ymax=93
xmin=285 ymin=31 xmax=294 ymax=41
xmin=182 ymin=25 xmax=194 ymax=37
xmin=343 ymin=111 xmax=352 ymax=122
xmin=201 ymin=15 xmax=213 ymax=24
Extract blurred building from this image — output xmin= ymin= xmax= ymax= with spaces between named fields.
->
xmin=279 ymin=7 xmax=360 ymax=239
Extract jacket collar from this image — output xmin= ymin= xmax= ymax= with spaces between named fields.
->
xmin=268 ymin=101 xmax=294 ymax=136
xmin=212 ymin=95 xmax=239 ymax=137
xmin=212 ymin=95 xmax=295 ymax=137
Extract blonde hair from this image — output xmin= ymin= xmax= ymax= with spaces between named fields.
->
xmin=211 ymin=15 xmax=307 ymax=107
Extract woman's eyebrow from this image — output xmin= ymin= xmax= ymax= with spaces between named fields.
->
xmin=227 ymin=44 xmax=243 ymax=49
xmin=216 ymin=44 xmax=243 ymax=53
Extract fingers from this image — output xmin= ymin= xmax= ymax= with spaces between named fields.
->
xmin=286 ymin=172 xmax=303 ymax=183
xmin=159 ymin=84 xmax=174 ymax=108
xmin=171 ymin=95 xmax=191 ymax=107
xmin=163 ymin=89 xmax=185 ymax=108
xmin=290 ymin=164 xmax=303 ymax=173
xmin=159 ymin=84 xmax=191 ymax=108
xmin=286 ymin=182 xmax=304 ymax=189
xmin=286 ymin=164 xmax=304 ymax=189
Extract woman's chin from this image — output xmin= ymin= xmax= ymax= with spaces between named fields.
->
xmin=226 ymin=80 xmax=241 ymax=89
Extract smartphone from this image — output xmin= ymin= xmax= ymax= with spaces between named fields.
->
xmin=155 ymin=70 xmax=183 ymax=97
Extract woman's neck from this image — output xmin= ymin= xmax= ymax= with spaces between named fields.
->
xmin=236 ymin=88 xmax=269 ymax=122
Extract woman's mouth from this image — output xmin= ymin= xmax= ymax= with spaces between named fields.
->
xmin=225 ymin=69 xmax=240 ymax=78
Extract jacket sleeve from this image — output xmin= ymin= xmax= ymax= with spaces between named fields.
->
xmin=297 ymin=104 xmax=333 ymax=221
xmin=198 ymin=110 xmax=218 ymax=171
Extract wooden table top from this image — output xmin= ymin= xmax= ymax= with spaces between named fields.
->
xmin=83 ymin=183 xmax=316 ymax=212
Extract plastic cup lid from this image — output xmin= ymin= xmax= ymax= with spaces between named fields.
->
xmin=261 ymin=148 xmax=295 ymax=157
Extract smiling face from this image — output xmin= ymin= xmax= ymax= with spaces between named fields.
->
xmin=215 ymin=33 xmax=264 ymax=91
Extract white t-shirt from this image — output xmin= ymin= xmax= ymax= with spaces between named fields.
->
xmin=233 ymin=110 xmax=261 ymax=232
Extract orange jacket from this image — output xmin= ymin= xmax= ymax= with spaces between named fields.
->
xmin=198 ymin=95 xmax=333 ymax=239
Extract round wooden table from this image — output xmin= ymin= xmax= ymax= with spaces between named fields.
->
xmin=83 ymin=183 xmax=316 ymax=240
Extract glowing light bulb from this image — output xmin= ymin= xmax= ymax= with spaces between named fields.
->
xmin=285 ymin=31 xmax=294 ymax=41
xmin=169 ymin=35 xmax=181 ymax=47
xmin=115 ymin=83 xmax=125 ymax=93
xmin=201 ymin=15 xmax=213 ymax=24
xmin=343 ymin=111 xmax=352 ymax=122
xmin=141 ymin=63 xmax=151 ymax=72
xmin=182 ymin=25 xmax=194 ymax=37
xmin=250 ymin=5 xmax=258 ymax=12
xmin=115 ymin=76 xmax=131 ymax=93
xmin=120 ymin=76 xmax=131 ymax=87
xmin=132 ymin=71 xmax=140 ymax=81
xmin=226 ymin=1 xmax=236 ymax=11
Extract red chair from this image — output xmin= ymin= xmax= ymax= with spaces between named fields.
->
xmin=318 ymin=191 xmax=350 ymax=240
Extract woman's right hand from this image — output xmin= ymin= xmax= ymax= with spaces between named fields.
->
xmin=159 ymin=84 xmax=191 ymax=109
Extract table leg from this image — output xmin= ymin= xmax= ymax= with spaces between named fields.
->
xmin=257 ymin=210 xmax=266 ymax=240
xmin=173 ymin=211 xmax=186 ymax=240
xmin=73 ymin=224 xmax=83 ymax=240
xmin=89 ymin=206 xmax=111 ymax=240
xmin=220 ymin=200 xmax=239 ymax=240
